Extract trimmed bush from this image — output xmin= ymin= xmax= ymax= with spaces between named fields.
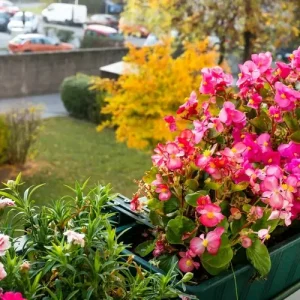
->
xmin=60 ymin=74 xmax=107 ymax=123
xmin=0 ymin=115 xmax=8 ymax=165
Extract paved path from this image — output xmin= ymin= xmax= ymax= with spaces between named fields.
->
xmin=0 ymin=93 xmax=67 ymax=118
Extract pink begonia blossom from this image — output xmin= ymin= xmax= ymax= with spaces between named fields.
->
xmin=176 ymin=129 xmax=195 ymax=155
xmin=219 ymin=102 xmax=246 ymax=126
xmin=199 ymin=67 xmax=233 ymax=94
xmin=266 ymin=165 xmax=283 ymax=179
xmin=274 ymin=82 xmax=300 ymax=110
xmin=152 ymin=174 xmax=171 ymax=201
xmin=151 ymin=144 xmax=165 ymax=167
xmin=63 ymin=230 xmax=85 ymax=247
xmin=208 ymin=117 xmax=224 ymax=133
xmin=0 ymin=262 xmax=6 ymax=280
xmin=291 ymin=190 xmax=300 ymax=219
xmin=236 ymin=61 xmax=260 ymax=87
xmin=221 ymin=142 xmax=246 ymax=163
xmin=193 ymin=119 xmax=208 ymax=144
xmin=195 ymin=145 xmax=218 ymax=169
xmin=269 ymin=106 xmax=283 ymax=123
xmin=256 ymin=133 xmax=271 ymax=153
xmin=251 ymin=52 xmax=272 ymax=73
xmin=241 ymin=236 xmax=252 ymax=248
xmin=153 ymin=241 xmax=165 ymax=257
xmin=261 ymin=150 xmax=281 ymax=166
xmin=177 ymin=91 xmax=198 ymax=116
xmin=250 ymin=206 xmax=264 ymax=219
xmin=178 ymin=251 xmax=200 ymax=273
xmin=198 ymin=203 xmax=224 ymax=227
xmin=247 ymin=93 xmax=262 ymax=109
xmin=0 ymin=234 xmax=11 ymax=256
xmin=164 ymin=115 xmax=177 ymax=132
xmin=0 ymin=198 xmax=15 ymax=209
xmin=190 ymin=227 xmax=224 ymax=255
xmin=278 ymin=142 xmax=300 ymax=160
xmin=165 ymin=143 xmax=184 ymax=170
xmin=261 ymin=176 xmax=284 ymax=209
xmin=257 ymin=226 xmax=271 ymax=243
xmin=275 ymin=62 xmax=291 ymax=79
xmin=196 ymin=195 xmax=211 ymax=210
xmin=268 ymin=210 xmax=292 ymax=226
xmin=130 ymin=195 xmax=142 ymax=212
xmin=290 ymin=46 xmax=300 ymax=70
xmin=1 ymin=292 xmax=26 ymax=300
xmin=286 ymin=159 xmax=300 ymax=176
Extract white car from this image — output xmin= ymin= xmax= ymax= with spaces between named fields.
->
xmin=7 ymin=11 xmax=39 ymax=34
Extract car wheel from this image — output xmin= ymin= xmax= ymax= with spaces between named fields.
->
xmin=24 ymin=50 xmax=32 ymax=53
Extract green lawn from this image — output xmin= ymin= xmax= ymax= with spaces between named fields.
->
xmin=20 ymin=117 xmax=151 ymax=206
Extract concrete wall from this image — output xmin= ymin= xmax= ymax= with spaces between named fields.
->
xmin=0 ymin=47 xmax=128 ymax=99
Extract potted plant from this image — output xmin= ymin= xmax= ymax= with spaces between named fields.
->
xmin=128 ymin=47 xmax=300 ymax=299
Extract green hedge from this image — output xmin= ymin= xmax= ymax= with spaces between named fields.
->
xmin=60 ymin=74 xmax=107 ymax=124
xmin=0 ymin=115 xmax=8 ymax=164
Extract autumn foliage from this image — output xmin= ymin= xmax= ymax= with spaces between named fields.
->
xmin=95 ymin=40 xmax=219 ymax=150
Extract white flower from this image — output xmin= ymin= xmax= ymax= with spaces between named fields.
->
xmin=0 ymin=262 xmax=7 ymax=280
xmin=0 ymin=198 xmax=15 ymax=209
xmin=63 ymin=230 xmax=85 ymax=247
xmin=0 ymin=234 xmax=11 ymax=256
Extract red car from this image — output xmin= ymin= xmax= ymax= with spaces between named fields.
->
xmin=8 ymin=34 xmax=73 ymax=53
xmin=0 ymin=0 xmax=19 ymax=16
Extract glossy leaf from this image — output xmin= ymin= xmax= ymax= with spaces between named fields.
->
xmin=185 ymin=191 xmax=208 ymax=207
xmin=135 ymin=240 xmax=155 ymax=257
xmin=290 ymin=131 xmax=300 ymax=143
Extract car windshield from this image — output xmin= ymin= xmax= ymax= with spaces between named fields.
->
xmin=11 ymin=36 xmax=27 ymax=44
xmin=0 ymin=12 xmax=8 ymax=18
xmin=108 ymin=33 xmax=123 ymax=39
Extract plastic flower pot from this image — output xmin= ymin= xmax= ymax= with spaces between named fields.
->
xmin=119 ymin=223 xmax=300 ymax=300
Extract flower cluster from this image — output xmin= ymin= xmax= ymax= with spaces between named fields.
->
xmin=133 ymin=47 xmax=300 ymax=276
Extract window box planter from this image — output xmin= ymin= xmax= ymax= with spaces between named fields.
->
xmin=120 ymin=223 xmax=300 ymax=300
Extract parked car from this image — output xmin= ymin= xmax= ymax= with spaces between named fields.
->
xmin=42 ymin=3 xmax=87 ymax=25
xmin=0 ymin=10 xmax=10 ymax=31
xmin=85 ymin=14 xmax=118 ymax=29
xmin=8 ymin=34 xmax=74 ymax=53
xmin=81 ymin=24 xmax=124 ymax=48
xmin=7 ymin=11 xmax=39 ymax=34
xmin=119 ymin=17 xmax=149 ymax=38
xmin=0 ymin=0 xmax=19 ymax=16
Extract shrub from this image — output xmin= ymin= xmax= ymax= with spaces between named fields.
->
xmin=131 ymin=48 xmax=300 ymax=279
xmin=0 ymin=178 xmax=194 ymax=299
xmin=61 ymin=74 xmax=107 ymax=123
xmin=93 ymin=40 xmax=219 ymax=149
xmin=5 ymin=106 xmax=42 ymax=165
xmin=0 ymin=116 xmax=9 ymax=165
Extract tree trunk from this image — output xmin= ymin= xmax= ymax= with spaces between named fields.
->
xmin=218 ymin=37 xmax=226 ymax=65
xmin=243 ymin=30 xmax=255 ymax=61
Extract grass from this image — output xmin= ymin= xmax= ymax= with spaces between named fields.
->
xmin=21 ymin=3 xmax=47 ymax=15
xmin=19 ymin=117 xmax=151 ymax=206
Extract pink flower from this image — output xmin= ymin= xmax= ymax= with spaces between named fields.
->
xmin=208 ymin=117 xmax=224 ymax=133
xmin=177 ymin=91 xmax=198 ymax=117
xmin=219 ymin=102 xmax=246 ymax=127
xmin=290 ymin=46 xmax=300 ymax=70
xmin=190 ymin=227 xmax=224 ymax=255
xmin=241 ymin=236 xmax=252 ymax=248
xmin=165 ymin=143 xmax=184 ymax=170
xmin=274 ymin=82 xmax=300 ymax=110
xmin=279 ymin=142 xmax=300 ymax=160
xmin=0 ymin=198 xmax=15 ymax=209
xmin=193 ymin=119 xmax=208 ymax=143
xmin=130 ymin=195 xmax=142 ymax=211
xmin=256 ymin=133 xmax=271 ymax=153
xmin=196 ymin=195 xmax=211 ymax=210
xmin=221 ymin=142 xmax=246 ymax=163
xmin=155 ymin=184 xmax=171 ymax=201
xmin=257 ymin=226 xmax=271 ymax=243
xmin=261 ymin=176 xmax=284 ymax=209
xmin=151 ymin=144 xmax=165 ymax=167
xmin=269 ymin=106 xmax=283 ymax=123
xmin=0 ymin=234 xmax=11 ymax=256
xmin=178 ymin=251 xmax=200 ymax=273
xmin=0 ymin=262 xmax=6 ymax=280
xmin=268 ymin=210 xmax=292 ymax=226
xmin=63 ymin=230 xmax=85 ymax=247
xmin=1 ymin=292 xmax=25 ymax=300
xmin=275 ymin=62 xmax=291 ymax=79
xmin=236 ymin=61 xmax=260 ymax=87
xmin=153 ymin=240 xmax=165 ymax=257
xmin=251 ymin=52 xmax=272 ymax=73
xmin=250 ymin=206 xmax=264 ymax=219
xmin=198 ymin=204 xmax=224 ymax=227
xmin=286 ymin=159 xmax=300 ymax=176
xmin=200 ymin=67 xmax=233 ymax=94
xmin=247 ymin=93 xmax=262 ymax=109
xmin=164 ymin=115 xmax=177 ymax=132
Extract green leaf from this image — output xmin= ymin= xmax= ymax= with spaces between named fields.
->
xmin=143 ymin=167 xmax=158 ymax=184
xmin=185 ymin=179 xmax=199 ymax=192
xmin=283 ymin=112 xmax=299 ymax=131
xmin=251 ymin=209 xmax=279 ymax=233
xmin=230 ymin=215 xmax=247 ymax=236
xmin=204 ymin=179 xmax=222 ymax=190
xmin=249 ymin=112 xmax=271 ymax=133
xmin=290 ymin=131 xmax=300 ymax=143
xmin=164 ymin=197 xmax=179 ymax=214
xmin=166 ymin=216 xmax=196 ymax=244
xmin=201 ymin=235 xmax=233 ymax=275
xmin=232 ymin=181 xmax=249 ymax=192
xmin=147 ymin=198 xmax=164 ymax=211
xmin=149 ymin=210 xmax=164 ymax=227
xmin=157 ymin=254 xmax=179 ymax=273
xmin=296 ymin=108 xmax=300 ymax=120
xmin=208 ymin=128 xmax=220 ymax=139
xmin=135 ymin=240 xmax=155 ymax=257
xmin=242 ymin=204 xmax=251 ymax=213
xmin=246 ymin=239 xmax=271 ymax=277
xmin=185 ymin=191 xmax=208 ymax=207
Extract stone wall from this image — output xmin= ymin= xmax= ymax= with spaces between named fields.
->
xmin=0 ymin=47 xmax=127 ymax=99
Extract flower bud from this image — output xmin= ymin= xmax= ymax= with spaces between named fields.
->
xmin=241 ymin=236 xmax=252 ymax=248
xmin=20 ymin=261 xmax=30 ymax=272
xmin=6 ymin=180 xmax=16 ymax=189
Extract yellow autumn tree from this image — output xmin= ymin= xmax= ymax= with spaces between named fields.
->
xmin=93 ymin=40 xmax=219 ymax=150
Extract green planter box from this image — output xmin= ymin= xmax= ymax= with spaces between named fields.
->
xmin=120 ymin=223 xmax=300 ymax=300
